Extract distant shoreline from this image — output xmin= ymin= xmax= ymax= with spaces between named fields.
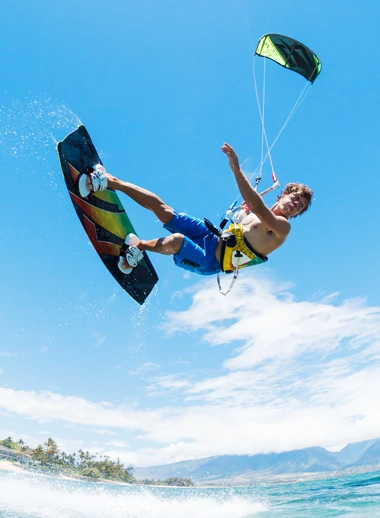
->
xmin=0 ymin=459 xmax=134 ymax=486
xmin=2 ymin=458 xmax=380 ymax=489
xmin=0 ymin=459 xmax=194 ymax=488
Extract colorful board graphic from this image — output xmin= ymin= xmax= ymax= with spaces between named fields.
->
xmin=57 ymin=125 xmax=158 ymax=305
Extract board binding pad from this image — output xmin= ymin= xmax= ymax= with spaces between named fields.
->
xmin=57 ymin=125 xmax=158 ymax=305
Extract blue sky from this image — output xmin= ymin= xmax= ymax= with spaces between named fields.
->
xmin=1 ymin=0 xmax=380 ymax=467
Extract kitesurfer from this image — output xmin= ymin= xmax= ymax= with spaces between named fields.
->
xmin=78 ymin=143 xmax=313 ymax=276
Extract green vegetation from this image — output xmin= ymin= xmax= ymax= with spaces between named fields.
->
xmin=0 ymin=437 xmax=194 ymax=486
xmin=1 ymin=437 xmax=21 ymax=450
xmin=0 ymin=436 xmax=134 ymax=482
xmin=138 ymin=477 xmax=194 ymax=487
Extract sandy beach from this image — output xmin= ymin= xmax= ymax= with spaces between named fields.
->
xmin=0 ymin=459 xmax=79 ymax=481
xmin=0 ymin=459 xmax=25 ymax=473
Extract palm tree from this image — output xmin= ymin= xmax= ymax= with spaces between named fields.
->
xmin=45 ymin=438 xmax=59 ymax=456
xmin=17 ymin=439 xmax=29 ymax=453
xmin=2 ymin=437 xmax=14 ymax=448
xmin=32 ymin=444 xmax=48 ymax=464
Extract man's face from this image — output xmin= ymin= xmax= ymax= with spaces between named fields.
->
xmin=278 ymin=192 xmax=308 ymax=218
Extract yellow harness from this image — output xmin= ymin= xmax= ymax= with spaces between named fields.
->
xmin=220 ymin=223 xmax=268 ymax=273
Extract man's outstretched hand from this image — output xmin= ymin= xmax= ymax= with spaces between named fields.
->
xmin=221 ymin=143 xmax=240 ymax=174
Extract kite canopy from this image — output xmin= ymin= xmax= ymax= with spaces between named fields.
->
xmin=255 ymin=34 xmax=322 ymax=84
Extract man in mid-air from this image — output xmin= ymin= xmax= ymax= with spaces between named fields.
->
xmin=78 ymin=143 xmax=313 ymax=276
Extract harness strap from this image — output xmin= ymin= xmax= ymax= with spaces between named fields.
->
xmin=204 ymin=218 xmax=221 ymax=237
xmin=204 ymin=218 xmax=267 ymax=296
xmin=204 ymin=218 xmax=240 ymax=295
xmin=220 ymin=223 xmax=267 ymax=273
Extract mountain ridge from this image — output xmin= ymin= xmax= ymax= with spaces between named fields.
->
xmin=134 ymin=438 xmax=380 ymax=483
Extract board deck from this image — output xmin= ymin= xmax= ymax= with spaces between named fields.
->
xmin=57 ymin=125 xmax=158 ymax=305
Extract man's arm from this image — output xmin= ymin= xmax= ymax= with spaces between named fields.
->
xmin=221 ymin=143 xmax=290 ymax=238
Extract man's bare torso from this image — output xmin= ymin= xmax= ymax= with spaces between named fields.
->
xmin=241 ymin=213 xmax=289 ymax=255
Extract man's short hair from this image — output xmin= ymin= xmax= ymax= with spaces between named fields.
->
xmin=278 ymin=183 xmax=314 ymax=218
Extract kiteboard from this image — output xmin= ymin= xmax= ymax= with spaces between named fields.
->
xmin=57 ymin=125 xmax=158 ymax=305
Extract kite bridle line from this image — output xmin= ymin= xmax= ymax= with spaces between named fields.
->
xmin=253 ymin=53 xmax=275 ymax=190
xmin=221 ymin=58 xmax=318 ymax=227
xmin=251 ymin=53 xmax=316 ymax=187
xmin=258 ymin=57 xmax=267 ymax=189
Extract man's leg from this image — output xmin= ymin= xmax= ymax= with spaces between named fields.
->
xmin=106 ymin=174 xmax=174 ymax=225
xmin=137 ymin=235 xmax=183 ymax=255
xmin=120 ymin=234 xmax=184 ymax=273
xmin=103 ymin=174 xmax=185 ymax=269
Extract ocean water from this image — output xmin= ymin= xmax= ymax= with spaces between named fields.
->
xmin=0 ymin=468 xmax=380 ymax=518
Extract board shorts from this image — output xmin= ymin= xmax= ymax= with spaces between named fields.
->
xmin=163 ymin=212 xmax=221 ymax=276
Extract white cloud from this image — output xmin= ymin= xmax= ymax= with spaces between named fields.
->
xmin=164 ymin=276 xmax=380 ymax=370
xmin=128 ymin=362 xmax=161 ymax=376
xmin=147 ymin=375 xmax=192 ymax=396
xmin=105 ymin=440 xmax=131 ymax=448
xmin=1 ymin=274 xmax=380 ymax=466
xmin=93 ymin=429 xmax=120 ymax=436
xmin=0 ymin=388 xmax=163 ymax=431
